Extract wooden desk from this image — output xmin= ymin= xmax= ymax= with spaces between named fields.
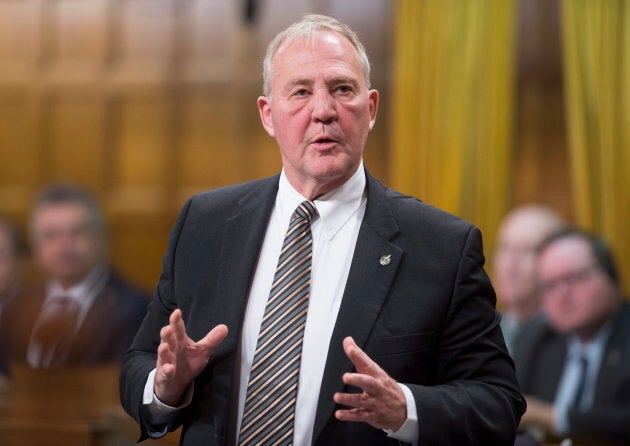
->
xmin=0 ymin=364 xmax=180 ymax=446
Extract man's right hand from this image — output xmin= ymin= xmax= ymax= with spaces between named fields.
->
xmin=154 ymin=309 xmax=228 ymax=407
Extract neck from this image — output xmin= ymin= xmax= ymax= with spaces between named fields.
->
xmin=506 ymin=295 xmax=541 ymax=323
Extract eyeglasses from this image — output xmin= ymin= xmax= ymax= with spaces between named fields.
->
xmin=537 ymin=265 xmax=600 ymax=297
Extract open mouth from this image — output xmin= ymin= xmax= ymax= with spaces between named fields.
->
xmin=311 ymin=136 xmax=339 ymax=149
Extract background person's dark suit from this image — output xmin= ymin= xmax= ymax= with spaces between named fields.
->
xmin=515 ymin=301 xmax=630 ymax=444
xmin=120 ymin=172 xmax=524 ymax=445
xmin=0 ymin=272 xmax=148 ymax=373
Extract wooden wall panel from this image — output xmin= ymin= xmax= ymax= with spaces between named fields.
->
xmin=0 ymin=1 xmax=39 ymax=64
xmin=45 ymin=97 xmax=106 ymax=188
xmin=0 ymin=97 xmax=40 ymax=187
xmin=177 ymin=92 xmax=243 ymax=190
xmin=0 ymin=0 xmax=393 ymax=293
xmin=117 ymin=0 xmax=175 ymax=61
xmin=48 ymin=0 xmax=107 ymax=64
xmin=113 ymin=96 xmax=170 ymax=188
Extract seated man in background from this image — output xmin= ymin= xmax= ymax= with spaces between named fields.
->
xmin=517 ymin=228 xmax=630 ymax=445
xmin=492 ymin=205 xmax=565 ymax=355
xmin=0 ymin=184 xmax=148 ymax=373
xmin=0 ymin=217 xmax=24 ymax=322
xmin=0 ymin=217 xmax=25 ymax=386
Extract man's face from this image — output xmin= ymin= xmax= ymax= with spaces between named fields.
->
xmin=537 ymin=236 xmax=618 ymax=338
xmin=493 ymin=213 xmax=556 ymax=309
xmin=0 ymin=227 xmax=19 ymax=297
xmin=31 ymin=203 xmax=105 ymax=288
xmin=258 ymin=31 xmax=379 ymax=198
xmin=493 ymin=222 xmax=540 ymax=308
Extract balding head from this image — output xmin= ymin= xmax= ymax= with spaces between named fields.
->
xmin=493 ymin=205 xmax=566 ymax=320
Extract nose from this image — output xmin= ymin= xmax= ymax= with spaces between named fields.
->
xmin=311 ymin=90 xmax=337 ymax=124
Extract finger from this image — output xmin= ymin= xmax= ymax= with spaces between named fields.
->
xmin=159 ymin=362 xmax=176 ymax=381
xmin=198 ymin=324 xmax=229 ymax=355
xmin=333 ymin=391 xmax=364 ymax=409
xmin=170 ymin=309 xmax=188 ymax=344
xmin=343 ymin=337 xmax=385 ymax=378
xmin=335 ymin=408 xmax=370 ymax=423
xmin=342 ymin=372 xmax=382 ymax=396
xmin=157 ymin=339 xmax=171 ymax=360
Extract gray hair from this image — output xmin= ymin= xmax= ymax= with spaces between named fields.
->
xmin=262 ymin=14 xmax=371 ymax=96
xmin=31 ymin=183 xmax=107 ymax=236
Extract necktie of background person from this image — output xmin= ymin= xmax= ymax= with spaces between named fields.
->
xmin=239 ymin=201 xmax=318 ymax=446
xmin=571 ymin=354 xmax=589 ymax=411
xmin=32 ymin=295 xmax=81 ymax=367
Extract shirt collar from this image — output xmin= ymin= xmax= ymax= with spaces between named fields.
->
xmin=277 ymin=161 xmax=366 ymax=239
xmin=46 ymin=265 xmax=109 ymax=303
xmin=567 ymin=321 xmax=613 ymax=362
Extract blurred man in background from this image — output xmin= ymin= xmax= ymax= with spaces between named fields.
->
xmin=0 ymin=217 xmax=25 ymax=387
xmin=0 ymin=218 xmax=24 ymax=320
xmin=493 ymin=205 xmax=565 ymax=355
xmin=0 ymin=184 xmax=148 ymax=373
xmin=517 ymin=228 xmax=630 ymax=445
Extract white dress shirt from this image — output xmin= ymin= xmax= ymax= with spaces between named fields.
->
xmin=144 ymin=163 xmax=418 ymax=443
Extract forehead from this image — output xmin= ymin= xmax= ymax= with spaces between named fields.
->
xmin=271 ymin=31 xmax=363 ymax=81
xmin=500 ymin=213 xmax=555 ymax=246
xmin=539 ymin=237 xmax=593 ymax=270
xmin=34 ymin=203 xmax=90 ymax=226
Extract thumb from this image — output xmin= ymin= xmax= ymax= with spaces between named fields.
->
xmin=198 ymin=324 xmax=229 ymax=355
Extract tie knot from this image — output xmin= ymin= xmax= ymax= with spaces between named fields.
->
xmin=293 ymin=201 xmax=318 ymax=222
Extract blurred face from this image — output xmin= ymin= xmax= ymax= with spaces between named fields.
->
xmin=493 ymin=214 xmax=554 ymax=309
xmin=31 ymin=203 xmax=106 ymax=288
xmin=0 ymin=227 xmax=19 ymax=297
xmin=537 ymin=236 xmax=618 ymax=339
xmin=258 ymin=31 xmax=379 ymax=199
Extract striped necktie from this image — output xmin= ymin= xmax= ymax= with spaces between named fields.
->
xmin=239 ymin=200 xmax=318 ymax=445
xmin=571 ymin=354 xmax=589 ymax=411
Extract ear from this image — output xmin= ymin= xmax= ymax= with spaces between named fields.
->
xmin=257 ymin=96 xmax=276 ymax=138
xmin=367 ymin=89 xmax=379 ymax=131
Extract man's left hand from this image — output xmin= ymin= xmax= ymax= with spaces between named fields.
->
xmin=334 ymin=336 xmax=407 ymax=431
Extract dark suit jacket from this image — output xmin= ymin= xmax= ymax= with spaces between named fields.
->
xmin=515 ymin=302 xmax=630 ymax=445
xmin=0 ymin=271 xmax=149 ymax=373
xmin=120 ymin=172 xmax=525 ymax=445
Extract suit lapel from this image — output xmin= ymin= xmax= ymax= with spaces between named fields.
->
xmin=594 ymin=304 xmax=630 ymax=402
xmin=207 ymin=177 xmax=279 ymax=358
xmin=312 ymin=173 xmax=402 ymax=442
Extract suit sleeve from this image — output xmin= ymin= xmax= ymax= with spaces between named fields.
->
xmin=119 ymin=198 xmax=193 ymax=439
xmin=407 ymin=226 xmax=526 ymax=445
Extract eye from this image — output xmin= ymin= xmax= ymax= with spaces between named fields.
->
xmin=334 ymin=84 xmax=354 ymax=95
xmin=293 ymin=88 xmax=309 ymax=97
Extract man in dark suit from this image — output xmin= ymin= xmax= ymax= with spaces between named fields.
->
xmin=0 ymin=217 xmax=25 ymax=385
xmin=120 ymin=14 xmax=524 ymax=445
xmin=0 ymin=184 xmax=148 ymax=372
xmin=492 ymin=205 xmax=565 ymax=355
xmin=516 ymin=228 xmax=630 ymax=445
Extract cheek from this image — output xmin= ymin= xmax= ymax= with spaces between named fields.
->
xmin=543 ymin=297 xmax=570 ymax=324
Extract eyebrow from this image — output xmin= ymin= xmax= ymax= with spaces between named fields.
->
xmin=283 ymin=76 xmax=360 ymax=92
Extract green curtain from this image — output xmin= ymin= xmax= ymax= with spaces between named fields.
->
xmin=562 ymin=0 xmax=630 ymax=292
xmin=390 ymin=0 xmax=516 ymax=251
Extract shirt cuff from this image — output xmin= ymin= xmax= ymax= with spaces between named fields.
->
xmin=142 ymin=368 xmax=194 ymax=436
xmin=384 ymin=383 xmax=419 ymax=444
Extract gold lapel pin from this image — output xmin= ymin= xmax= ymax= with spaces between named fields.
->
xmin=379 ymin=254 xmax=392 ymax=266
